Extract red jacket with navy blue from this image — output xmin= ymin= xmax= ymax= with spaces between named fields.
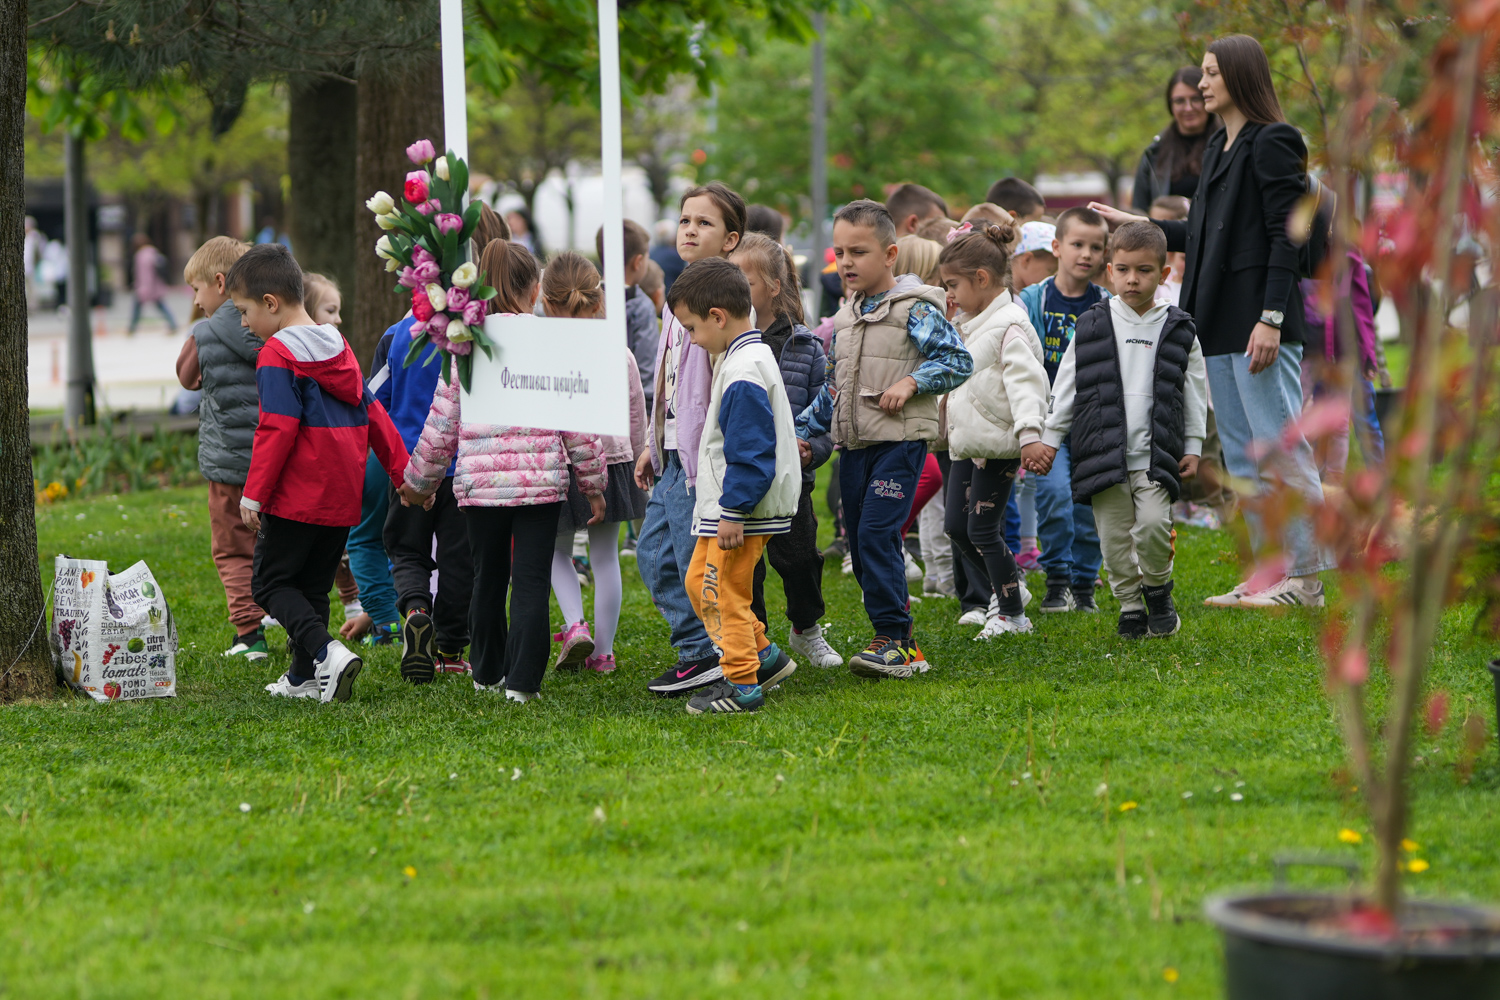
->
xmin=242 ymin=324 xmax=408 ymax=527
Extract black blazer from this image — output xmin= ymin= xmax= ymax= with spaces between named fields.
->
xmin=1155 ymin=121 xmax=1307 ymax=357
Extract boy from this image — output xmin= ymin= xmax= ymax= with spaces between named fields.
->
xmin=232 ymin=244 xmax=409 ymax=702
xmin=1010 ymin=221 xmax=1058 ymax=292
xmin=985 ymin=178 xmax=1046 ymax=224
xmin=1032 ymin=221 xmax=1206 ymax=639
xmin=173 ymin=236 xmax=267 ymax=660
xmin=640 ymin=259 xmax=666 ymax=314
xmin=1148 ymin=195 xmax=1190 ymax=306
xmin=667 ymin=258 xmax=802 ymax=714
xmin=802 ymin=200 xmax=973 ymax=678
xmin=886 ymin=183 xmax=950 ymax=237
xmin=597 ymin=220 xmax=660 ymax=412
xmin=1018 ymin=206 xmax=1110 ymax=614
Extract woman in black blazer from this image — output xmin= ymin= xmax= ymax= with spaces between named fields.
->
xmin=1094 ymin=34 xmax=1333 ymax=610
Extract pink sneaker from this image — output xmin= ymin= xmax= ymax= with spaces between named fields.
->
xmin=584 ymin=652 xmax=616 ymax=673
xmin=1015 ymin=546 xmax=1042 ymax=572
xmin=552 ymin=620 xmax=595 ymax=670
xmin=435 ymin=652 xmax=471 ymax=674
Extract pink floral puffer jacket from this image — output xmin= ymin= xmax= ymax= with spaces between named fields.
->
xmin=404 ymin=378 xmax=605 ymax=506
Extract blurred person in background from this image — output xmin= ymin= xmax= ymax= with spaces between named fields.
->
xmin=1131 ymin=67 xmax=1217 ymax=213
xmin=128 ymin=233 xmax=178 ymax=335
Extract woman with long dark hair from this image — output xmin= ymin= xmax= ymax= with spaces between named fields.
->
xmin=1130 ymin=66 xmax=1218 ymax=212
xmin=1094 ymin=34 xmax=1332 ymax=610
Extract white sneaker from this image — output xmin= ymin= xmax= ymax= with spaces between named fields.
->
xmin=957 ymin=608 xmax=987 ymax=626
xmin=1239 ymin=576 xmax=1325 ymax=609
xmin=976 ymin=613 xmax=1034 ymax=638
xmin=841 ymin=552 xmax=853 ymax=575
xmin=1019 ymin=579 xmax=1033 ymax=608
xmin=265 ymin=673 xmax=321 ymax=699
xmin=505 ymin=689 xmax=541 ymax=703
xmin=261 ymin=615 xmax=280 ymax=629
xmin=1203 ymin=581 xmax=1253 ymax=607
xmin=904 ymin=549 xmax=923 ymax=582
xmin=314 ymin=640 xmax=363 ymax=703
xmin=474 ymin=679 xmax=503 ymax=693
xmin=789 ymin=624 xmax=844 ymax=667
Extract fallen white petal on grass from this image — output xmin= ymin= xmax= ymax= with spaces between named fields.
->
xmin=239 ymin=803 xmax=251 ymax=813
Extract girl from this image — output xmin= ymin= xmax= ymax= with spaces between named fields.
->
xmin=632 ymin=182 xmax=759 ymax=696
xmin=400 ymin=240 xmax=606 ymax=702
xmin=542 ymin=251 xmax=649 ymax=674
xmin=729 ymin=232 xmax=843 ymax=670
xmin=939 ymin=222 xmax=1051 ymax=638
xmin=302 ymin=273 xmax=343 ymax=328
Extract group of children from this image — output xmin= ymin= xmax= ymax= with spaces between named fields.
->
xmin=180 ymin=170 xmax=1220 ymax=713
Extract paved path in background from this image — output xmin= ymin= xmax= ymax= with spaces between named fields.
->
xmin=28 ymin=287 xmax=197 ymax=412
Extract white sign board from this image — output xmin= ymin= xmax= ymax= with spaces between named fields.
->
xmin=446 ymin=0 xmax=631 ymax=438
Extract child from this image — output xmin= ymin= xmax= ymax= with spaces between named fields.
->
xmin=1010 ymin=222 xmax=1058 ymax=293
xmin=640 ymin=259 xmax=666 ymax=314
xmin=597 ymin=220 xmax=659 ymax=413
xmin=984 ymin=178 xmax=1046 ymax=224
xmin=542 ymin=251 xmax=649 ymax=674
xmin=128 ymin=233 xmax=177 ymax=335
xmin=1148 ymin=196 xmax=1190 ymax=306
xmin=730 ymin=233 xmax=843 ymax=669
xmin=667 ymin=257 xmax=801 ymax=714
xmin=1033 ymin=221 xmax=1206 ymax=639
xmin=939 ymin=222 xmax=1051 ymax=638
xmin=232 ymin=244 xmax=409 ymax=701
xmin=1017 ymin=206 xmax=1109 ymax=614
xmin=173 ymin=236 xmax=265 ymax=659
xmin=886 ymin=183 xmax=950 ymax=237
xmin=802 ymin=200 xmax=973 ymax=678
xmin=961 ymin=203 xmax=1012 ymax=228
xmin=632 ymin=182 xmax=751 ymax=696
xmin=400 ymin=239 xmax=605 ymax=702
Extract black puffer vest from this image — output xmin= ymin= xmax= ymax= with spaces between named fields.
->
xmin=1068 ymin=302 xmax=1197 ymax=504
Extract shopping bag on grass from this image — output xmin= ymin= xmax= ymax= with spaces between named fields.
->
xmin=50 ymin=556 xmax=177 ymax=702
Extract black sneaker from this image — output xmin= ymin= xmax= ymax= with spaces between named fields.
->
xmin=849 ymin=635 xmax=918 ymax=679
xmin=821 ymin=537 xmax=848 ymax=560
xmin=647 ymin=656 xmax=723 ymax=696
xmin=400 ymin=610 xmax=437 ymax=684
xmin=1040 ymin=581 xmax=1077 ymax=613
xmin=756 ymin=643 xmax=797 ymax=691
xmin=685 ymin=679 xmax=765 ymax=715
xmin=1072 ymin=584 xmax=1099 ymax=613
xmin=1117 ymin=609 xmax=1149 ymax=639
xmin=1143 ymin=581 xmax=1180 ymax=637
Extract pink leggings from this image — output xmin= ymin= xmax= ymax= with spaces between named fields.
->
xmin=901 ymin=452 xmax=943 ymax=537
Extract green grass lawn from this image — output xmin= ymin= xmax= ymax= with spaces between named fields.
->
xmin=4 ymin=480 xmax=1497 ymax=998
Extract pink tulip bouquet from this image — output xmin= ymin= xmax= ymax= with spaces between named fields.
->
xmin=367 ymin=138 xmax=496 ymax=389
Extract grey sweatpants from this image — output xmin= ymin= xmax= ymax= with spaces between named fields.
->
xmin=1091 ymin=470 xmax=1175 ymax=612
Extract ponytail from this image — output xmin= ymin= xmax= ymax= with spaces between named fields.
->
xmin=479 ymin=238 xmax=540 ymax=315
xmin=541 ymin=251 xmax=605 ymax=318
xmin=937 ymin=221 xmax=1016 ymax=289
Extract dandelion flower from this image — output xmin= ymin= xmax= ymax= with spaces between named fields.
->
xmin=1338 ymin=828 xmax=1363 ymax=844
xmin=1401 ymin=838 xmax=1420 ymax=853
xmin=1120 ymin=801 xmax=1138 ymax=812
xmin=403 ymin=865 xmax=417 ymax=879
xmin=1163 ymin=967 xmax=1179 ymax=983
xmin=1407 ymin=859 xmax=1430 ymax=873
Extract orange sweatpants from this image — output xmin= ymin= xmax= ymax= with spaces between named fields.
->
xmin=686 ymin=535 xmax=770 ymax=685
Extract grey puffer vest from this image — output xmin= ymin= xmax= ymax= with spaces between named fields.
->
xmin=194 ymin=299 xmax=263 ymax=484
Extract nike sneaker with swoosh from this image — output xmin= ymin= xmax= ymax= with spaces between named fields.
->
xmin=647 ymin=656 xmax=723 ymax=695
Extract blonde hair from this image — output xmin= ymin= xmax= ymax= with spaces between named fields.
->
xmin=961 ymin=203 xmax=1012 ymax=227
xmin=914 ymin=216 xmax=960 ymax=243
xmin=479 ymin=238 xmax=541 ymax=315
xmin=302 ymin=273 xmax=339 ymax=320
xmin=541 ymin=251 xmax=605 ymax=318
xmin=894 ymin=235 xmax=943 ymax=286
xmin=729 ymin=232 xmax=804 ymax=324
xmin=183 ymin=236 xmax=249 ymax=286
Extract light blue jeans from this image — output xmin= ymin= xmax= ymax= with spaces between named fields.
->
xmin=1033 ymin=438 xmax=1102 ymax=589
xmin=1206 ymin=343 xmax=1334 ymax=577
xmin=636 ymin=451 xmax=715 ymax=662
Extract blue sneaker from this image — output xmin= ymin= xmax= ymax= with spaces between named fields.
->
xmin=361 ymin=622 xmax=399 ymax=647
xmin=756 ymin=643 xmax=797 ymax=691
xmin=686 ymin=680 xmax=765 ymax=715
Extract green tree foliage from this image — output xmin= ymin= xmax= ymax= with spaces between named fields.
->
xmin=709 ymin=0 xmax=1189 ymax=217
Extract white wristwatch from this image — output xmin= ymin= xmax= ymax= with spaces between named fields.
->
xmin=1259 ymin=310 xmax=1284 ymax=329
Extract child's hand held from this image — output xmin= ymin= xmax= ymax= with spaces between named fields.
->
xmin=586 ymin=494 xmax=607 ymax=525
xmin=239 ymin=503 xmax=260 ymax=532
xmin=797 ymin=438 xmax=813 ymax=467
xmin=634 ymin=450 xmax=654 ymax=490
xmin=1179 ymin=454 xmax=1200 ymax=479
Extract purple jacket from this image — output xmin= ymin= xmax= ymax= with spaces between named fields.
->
xmin=647 ymin=299 xmax=713 ymax=486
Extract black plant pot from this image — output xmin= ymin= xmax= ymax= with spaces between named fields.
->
xmin=1206 ymin=892 xmax=1500 ymax=999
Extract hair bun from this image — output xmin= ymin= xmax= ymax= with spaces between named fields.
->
xmin=983 ymin=221 xmax=1017 ymax=247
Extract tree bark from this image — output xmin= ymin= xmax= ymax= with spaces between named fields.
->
xmin=0 ymin=0 xmax=53 ymax=700
xmin=351 ymin=59 xmax=443 ymax=372
xmin=288 ymin=79 xmax=358 ymax=300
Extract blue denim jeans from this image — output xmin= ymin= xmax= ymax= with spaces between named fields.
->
xmin=1355 ymin=377 xmax=1385 ymax=465
xmin=1206 ymin=343 xmax=1334 ymax=577
xmin=1032 ymin=438 xmax=1102 ymax=588
xmin=1003 ymin=472 xmax=1038 ymax=555
xmin=637 ymin=451 xmax=715 ymax=662
xmin=346 ymin=451 xmax=399 ymax=626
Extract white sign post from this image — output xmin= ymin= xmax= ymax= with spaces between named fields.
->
xmin=440 ymin=0 xmax=631 ymax=438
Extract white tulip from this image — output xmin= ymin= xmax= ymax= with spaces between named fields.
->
xmin=434 ymin=156 xmax=451 ymax=181
xmin=425 ymin=283 xmax=448 ymax=312
xmin=446 ymin=323 xmax=473 ymax=343
xmin=450 ymin=262 xmax=478 ymax=288
xmin=375 ymin=213 xmax=399 ymax=231
xmin=366 ymin=191 xmax=396 ymax=216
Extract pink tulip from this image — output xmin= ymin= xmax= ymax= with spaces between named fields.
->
xmin=413 ymin=199 xmax=437 ymax=216
xmin=427 ymin=311 xmax=450 ymax=334
xmin=445 ymin=286 xmax=470 ymax=311
xmin=411 ymin=260 xmax=441 ymax=286
xmin=403 ymin=170 xmax=430 ymax=204
xmin=447 ymin=338 xmax=472 ymax=356
xmin=406 ymin=139 xmax=436 ymax=165
xmin=410 ymin=319 xmax=428 ymax=337
xmin=397 ymin=266 xmax=420 ymax=289
xmin=412 ymin=245 xmax=436 ymax=267
xmin=436 ymin=213 xmax=463 ymax=235
xmin=463 ymin=299 xmax=487 ymax=327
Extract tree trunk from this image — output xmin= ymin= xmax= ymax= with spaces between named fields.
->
xmin=288 ymin=79 xmax=358 ymax=300
xmin=0 ymin=0 xmax=53 ymax=701
xmin=351 ymin=59 xmax=443 ymax=372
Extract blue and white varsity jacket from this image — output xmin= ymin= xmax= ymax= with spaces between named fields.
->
xmin=692 ymin=330 xmax=801 ymax=537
